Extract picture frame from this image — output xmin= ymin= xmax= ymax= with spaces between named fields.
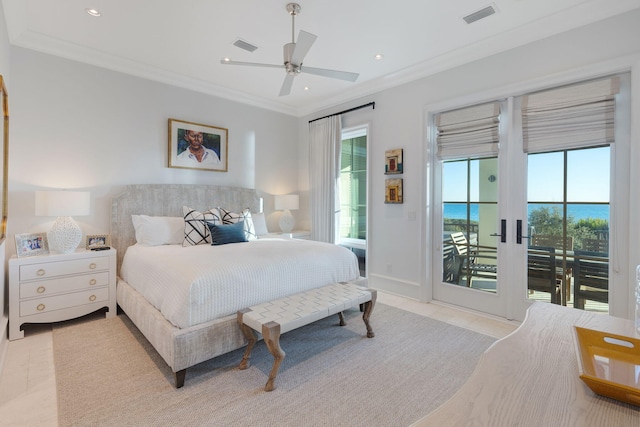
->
xmin=385 ymin=178 xmax=403 ymax=204
xmin=15 ymin=233 xmax=49 ymax=258
xmin=86 ymin=234 xmax=111 ymax=249
xmin=0 ymin=75 xmax=8 ymax=245
xmin=385 ymin=148 xmax=403 ymax=174
xmin=168 ymin=118 xmax=228 ymax=172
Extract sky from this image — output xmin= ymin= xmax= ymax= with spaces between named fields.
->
xmin=443 ymin=146 xmax=610 ymax=204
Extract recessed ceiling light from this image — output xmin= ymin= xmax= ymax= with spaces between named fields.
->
xmin=374 ymin=54 xmax=384 ymax=60
xmin=304 ymin=86 xmax=309 ymax=91
xmin=222 ymin=57 xmax=231 ymax=62
xmin=85 ymin=8 xmax=101 ymax=17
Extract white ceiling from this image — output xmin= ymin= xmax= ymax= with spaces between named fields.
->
xmin=3 ymin=0 xmax=640 ymax=116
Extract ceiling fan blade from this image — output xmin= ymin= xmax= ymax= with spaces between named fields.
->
xmin=279 ymin=74 xmax=295 ymax=97
xmin=220 ymin=60 xmax=282 ymax=69
xmin=290 ymin=30 xmax=317 ymax=65
xmin=301 ymin=66 xmax=359 ymax=82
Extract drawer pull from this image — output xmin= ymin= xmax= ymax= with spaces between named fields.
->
xmin=89 ymin=279 xmax=97 ymax=286
xmin=89 ymin=295 xmax=97 ymax=302
xmin=89 ymin=263 xmax=97 ymax=270
xmin=37 ymin=269 xmax=46 ymax=276
xmin=37 ymin=286 xmax=46 ymax=294
xmin=37 ymin=303 xmax=45 ymax=311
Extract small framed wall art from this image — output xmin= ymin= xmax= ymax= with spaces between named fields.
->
xmin=385 ymin=148 xmax=403 ymax=174
xmin=168 ymin=118 xmax=228 ymax=172
xmin=385 ymin=178 xmax=403 ymax=204
xmin=15 ymin=232 xmax=49 ymax=258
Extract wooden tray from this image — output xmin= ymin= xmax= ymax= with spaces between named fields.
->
xmin=573 ymin=326 xmax=640 ymax=406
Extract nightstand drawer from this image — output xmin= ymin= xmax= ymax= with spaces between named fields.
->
xmin=20 ymin=287 xmax=109 ymax=317
xmin=19 ymin=256 xmax=110 ymax=281
xmin=20 ymin=271 xmax=109 ymax=298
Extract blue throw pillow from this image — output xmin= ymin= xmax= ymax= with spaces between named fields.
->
xmin=207 ymin=221 xmax=248 ymax=245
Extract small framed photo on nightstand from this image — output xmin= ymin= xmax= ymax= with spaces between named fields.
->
xmin=86 ymin=234 xmax=110 ymax=250
xmin=15 ymin=232 xmax=49 ymax=258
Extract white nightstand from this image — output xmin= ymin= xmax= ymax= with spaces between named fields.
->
xmin=9 ymin=248 xmax=117 ymax=340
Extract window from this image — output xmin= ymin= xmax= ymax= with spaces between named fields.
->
xmin=340 ymin=127 xmax=367 ymax=275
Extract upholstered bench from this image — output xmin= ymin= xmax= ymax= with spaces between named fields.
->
xmin=237 ymin=281 xmax=376 ymax=391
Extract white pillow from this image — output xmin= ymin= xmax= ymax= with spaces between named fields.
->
xmin=251 ymin=212 xmax=269 ymax=236
xmin=131 ymin=215 xmax=184 ymax=246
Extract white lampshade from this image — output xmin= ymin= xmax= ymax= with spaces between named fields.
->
xmin=35 ymin=191 xmax=91 ymax=253
xmin=274 ymin=194 xmax=299 ymax=211
xmin=275 ymin=194 xmax=299 ymax=233
xmin=35 ymin=191 xmax=91 ymax=216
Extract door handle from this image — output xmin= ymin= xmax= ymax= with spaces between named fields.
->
xmin=490 ymin=219 xmax=507 ymax=243
xmin=516 ymin=219 xmax=532 ymax=244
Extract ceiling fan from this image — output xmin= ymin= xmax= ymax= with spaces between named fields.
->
xmin=220 ymin=3 xmax=359 ymax=96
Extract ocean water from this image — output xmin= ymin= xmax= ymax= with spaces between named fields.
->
xmin=444 ymin=203 xmax=609 ymax=221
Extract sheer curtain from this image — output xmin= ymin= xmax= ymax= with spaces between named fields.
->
xmin=309 ymin=115 xmax=342 ymax=243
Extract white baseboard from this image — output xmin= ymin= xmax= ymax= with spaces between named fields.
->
xmin=367 ymin=274 xmax=421 ymax=300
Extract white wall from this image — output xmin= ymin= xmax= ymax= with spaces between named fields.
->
xmin=299 ymin=10 xmax=640 ymax=302
xmin=7 ymin=48 xmax=300 ymax=257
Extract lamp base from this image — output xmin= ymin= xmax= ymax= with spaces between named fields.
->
xmin=279 ymin=209 xmax=295 ymax=233
xmin=48 ymin=216 xmax=82 ymax=253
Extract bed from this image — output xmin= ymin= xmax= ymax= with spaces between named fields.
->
xmin=111 ymin=184 xmax=362 ymax=387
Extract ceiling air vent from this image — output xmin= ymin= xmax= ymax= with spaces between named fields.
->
xmin=233 ymin=38 xmax=258 ymax=53
xmin=463 ymin=4 xmax=497 ymax=24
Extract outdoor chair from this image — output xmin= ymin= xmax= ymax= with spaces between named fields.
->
xmin=531 ymin=234 xmax=573 ymax=303
xmin=573 ymin=250 xmax=609 ymax=309
xmin=449 ymin=232 xmax=497 ymax=287
xmin=531 ymin=235 xmax=573 ymax=251
xmin=581 ymin=238 xmax=608 ymax=254
xmin=527 ymin=246 xmax=561 ymax=305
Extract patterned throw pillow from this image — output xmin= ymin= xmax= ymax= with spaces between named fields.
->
xmin=182 ymin=206 xmax=222 ymax=246
xmin=218 ymin=208 xmax=257 ymax=241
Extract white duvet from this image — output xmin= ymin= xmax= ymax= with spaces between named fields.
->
xmin=120 ymin=239 xmax=360 ymax=328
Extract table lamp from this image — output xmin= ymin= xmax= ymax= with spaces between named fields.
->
xmin=35 ymin=190 xmax=90 ymax=253
xmin=274 ymin=194 xmax=299 ymax=233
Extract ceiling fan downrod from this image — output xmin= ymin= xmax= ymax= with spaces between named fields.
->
xmin=286 ymin=3 xmax=301 ymax=44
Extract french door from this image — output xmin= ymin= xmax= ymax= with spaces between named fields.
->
xmin=433 ymin=146 xmax=615 ymax=321
xmin=430 ymin=74 xmax=629 ymax=321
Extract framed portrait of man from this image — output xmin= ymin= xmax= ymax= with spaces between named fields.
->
xmin=168 ymin=118 xmax=228 ymax=172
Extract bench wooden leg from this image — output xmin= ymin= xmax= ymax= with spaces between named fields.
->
xmin=238 ymin=309 xmax=257 ymax=370
xmin=338 ymin=312 xmax=346 ymax=326
xmin=262 ymin=321 xmax=285 ymax=392
xmin=363 ymin=290 xmax=377 ymax=338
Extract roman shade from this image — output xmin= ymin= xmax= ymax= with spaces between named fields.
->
xmin=522 ymin=76 xmax=620 ymax=153
xmin=435 ymin=102 xmax=501 ymax=159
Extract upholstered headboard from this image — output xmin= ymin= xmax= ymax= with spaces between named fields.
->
xmin=111 ymin=184 xmax=260 ymax=273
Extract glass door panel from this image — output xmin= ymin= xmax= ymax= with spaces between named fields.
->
xmin=526 ymin=148 xmax=610 ymax=312
xmin=442 ymin=158 xmax=498 ymax=293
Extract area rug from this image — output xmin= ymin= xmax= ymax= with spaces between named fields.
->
xmin=53 ymin=303 xmax=495 ymax=427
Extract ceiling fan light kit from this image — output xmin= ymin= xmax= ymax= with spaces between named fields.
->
xmin=220 ymin=2 xmax=359 ymax=96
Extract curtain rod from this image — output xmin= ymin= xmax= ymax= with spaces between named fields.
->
xmin=308 ymin=102 xmax=375 ymax=124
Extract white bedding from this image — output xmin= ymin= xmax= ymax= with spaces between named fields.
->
xmin=120 ymin=239 xmax=360 ymax=328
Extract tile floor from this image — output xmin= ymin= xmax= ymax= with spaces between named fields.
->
xmin=0 ymin=292 xmax=519 ymax=427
